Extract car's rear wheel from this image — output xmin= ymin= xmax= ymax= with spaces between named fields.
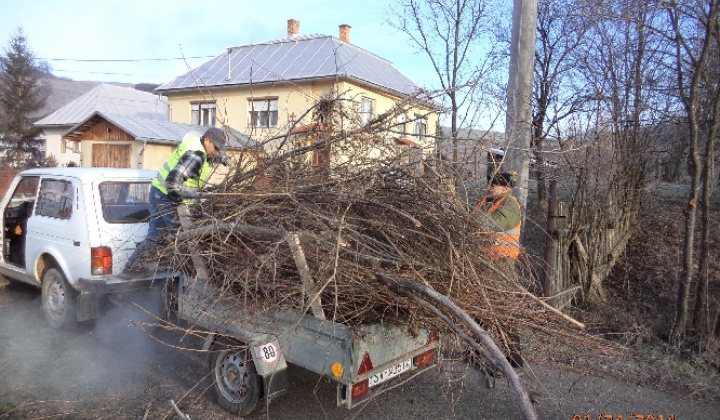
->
xmin=41 ymin=267 xmax=78 ymax=329
xmin=209 ymin=341 xmax=261 ymax=416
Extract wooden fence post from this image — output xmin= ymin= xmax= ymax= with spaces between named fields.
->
xmin=542 ymin=180 xmax=557 ymax=298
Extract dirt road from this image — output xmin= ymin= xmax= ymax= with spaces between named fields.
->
xmin=1 ymin=280 xmax=718 ymax=419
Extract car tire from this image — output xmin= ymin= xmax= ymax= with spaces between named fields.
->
xmin=41 ymin=267 xmax=78 ymax=329
xmin=209 ymin=341 xmax=262 ymax=416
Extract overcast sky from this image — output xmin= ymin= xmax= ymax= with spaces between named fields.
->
xmin=0 ymin=0 xmax=438 ymax=89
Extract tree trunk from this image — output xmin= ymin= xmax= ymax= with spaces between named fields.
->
xmin=670 ymin=135 xmax=700 ymax=344
xmin=692 ymin=141 xmax=713 ymax=335
xmin=667 ymin=0 xmax=720 ymax=345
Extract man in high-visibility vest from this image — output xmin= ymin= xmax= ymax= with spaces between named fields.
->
xmin=119 ymin=127 xmax=227 ymax=279
xmin=473 ymin=171 xmax=522 ymax=260
xmin=471 ymin=171 xmax=525 ymax=381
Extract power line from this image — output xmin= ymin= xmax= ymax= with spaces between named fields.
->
xmin=36 ymin=56 xmax=214 ymax=63
xmin=0 ymin=55 xmax=214 ymax=62
xmin=52 ymin=68 xmax=172 ymax=77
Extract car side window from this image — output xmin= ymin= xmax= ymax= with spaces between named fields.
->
xmin=36 ymin=179 xmax=74 ymax=219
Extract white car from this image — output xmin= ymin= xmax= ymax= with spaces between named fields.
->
xmin=0 ymin=167 xmax=164 ymax=329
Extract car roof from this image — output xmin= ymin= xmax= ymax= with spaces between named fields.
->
xmin=18 ymin=167 xmax=157 ymax=182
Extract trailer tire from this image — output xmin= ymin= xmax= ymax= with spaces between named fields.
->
xmin=41 ymin=267 xmax=78 ymax=329
xmin=210 ymin=343 xmax=261 ymax=416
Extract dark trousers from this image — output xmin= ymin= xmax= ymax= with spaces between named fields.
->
xmin=124 ymin=186 xmax=176 ymax=269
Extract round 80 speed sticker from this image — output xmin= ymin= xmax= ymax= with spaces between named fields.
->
xmin=258 ymin=342 xmax=280 ymax=364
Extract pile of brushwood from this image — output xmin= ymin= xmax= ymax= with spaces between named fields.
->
xmin=151 ymin=162 xmax=583 ymax=357
xmin=143 ymin=156 xmax=598 ymax=418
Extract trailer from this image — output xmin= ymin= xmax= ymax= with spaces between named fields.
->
xmin=170 ymin=208 xmax=440 ymax=415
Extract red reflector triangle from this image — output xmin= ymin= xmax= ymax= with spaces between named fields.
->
xmin=357 ymin=351 xmax=374 ymax=374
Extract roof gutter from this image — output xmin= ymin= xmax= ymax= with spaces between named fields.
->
xmin=156 ymin=75 xmax=440 ymax=110
xmin=135 ymin=136 xmax=177 ymax=145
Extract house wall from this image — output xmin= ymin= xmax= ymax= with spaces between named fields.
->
xmin=44 ymin=126 xmax=81 ymax=167
xmin=165 ymin=79 xmax=438 ymax=159
xmin=167 ymin=81 xmax=333 ymax=141
xmin=75 ymin=141 xmax=172 ymax=170
xmin=139 ymin=143 xmax=174 ymax=171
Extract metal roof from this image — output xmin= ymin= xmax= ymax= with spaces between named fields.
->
xmin=157 ymin=35 xmax=424 ymax=98
xmin=62 ymin=112 xmax=259 ymax=150
xmin=35 ymin=83 xmax=168 ymax=127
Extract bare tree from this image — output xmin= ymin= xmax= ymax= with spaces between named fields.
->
xmin=663 ymin=0 xmax=720 ymax=344
xmin=539 ymin=0 xmax=668 ymax=303
xmin=390 ymin=0 xmax=506 ymax=201
xmin=532 ymin=0 xmax=591 ymax=206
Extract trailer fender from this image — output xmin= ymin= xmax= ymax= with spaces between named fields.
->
xmin=249 ymin=340 xmax=290 ymax=400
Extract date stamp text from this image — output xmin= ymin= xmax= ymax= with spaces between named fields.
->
xmin=573 ymin=416 xmax=675 ymax=420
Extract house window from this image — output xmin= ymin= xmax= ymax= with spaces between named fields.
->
xmin=62 ymin=140 xmax=79 ymax=155
xmin=191 ymin=102 xmax=216 ymax=126
xmin=396 ymin=113 xmax=406 ymax=136
xmin=360 ymin=97 xmax=374 ymax=125
xmin=414 ymin=114 xmax=427 ymax=141
xmin=249 ymin=98 xmax=278 ymax=128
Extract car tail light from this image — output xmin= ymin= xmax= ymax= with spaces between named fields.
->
xmin=414 ymin=349 xmax=435 ymax=369
xmin=91 ymin=247 xmax=112 ymax=275
xmin=351 ymin=352 xmax=373 ymax=400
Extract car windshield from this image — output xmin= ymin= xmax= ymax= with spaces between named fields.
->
xmin=99 ymin=181 xmax=152 ymax=223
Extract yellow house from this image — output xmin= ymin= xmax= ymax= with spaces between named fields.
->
xmin=156 ymin=20 xmax=439 ymax=171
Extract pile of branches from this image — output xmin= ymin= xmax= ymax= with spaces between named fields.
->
xmin=152 ymin=161 xmax=579 ymax=353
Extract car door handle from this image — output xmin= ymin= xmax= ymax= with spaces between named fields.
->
xmin=73 ymin=241 xmax=80 ymax=246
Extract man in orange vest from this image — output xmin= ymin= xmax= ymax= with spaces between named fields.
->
xmin=472 ymin=171 xmax=525 ymax=381
xmin=473 ymin=171 xmax=522 ymax=260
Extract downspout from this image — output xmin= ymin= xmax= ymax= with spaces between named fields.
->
xmin=138 ymin=139 xmax=147 ymax=169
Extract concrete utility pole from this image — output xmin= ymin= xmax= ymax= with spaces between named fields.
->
xmin=504 ymin=0 xmax=538 ymax=210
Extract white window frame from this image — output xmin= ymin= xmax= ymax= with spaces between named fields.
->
xmin=191 ymin=102 xmax=217 ymax=126
xmin=360 ymin=97 xmax=374 ymax=125
xmin=414 ymin=114 xmax=427 ymax=142
xmin=249 ymin=98 xmax=278 ymax=128
xmin=396 ymin=113 xmax=406 ymax=136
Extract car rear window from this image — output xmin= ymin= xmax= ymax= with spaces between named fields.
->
xmin=99 ymin=182 xmax=152 ymax=223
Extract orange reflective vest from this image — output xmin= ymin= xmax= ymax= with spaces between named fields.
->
xmin=473 ymin=194 xmax=522 ymax=260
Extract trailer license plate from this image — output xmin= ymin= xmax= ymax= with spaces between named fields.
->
xmin=368 ymin=359 xmax=412 ymax=387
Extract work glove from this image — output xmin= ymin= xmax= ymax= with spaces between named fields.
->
xmin=167 ymin=190 xmax=182 ymax=204
xmin=168 ymin=189 xmax=199 ymax=204
xmin=212 ymin=152 xmax=231 ymax=167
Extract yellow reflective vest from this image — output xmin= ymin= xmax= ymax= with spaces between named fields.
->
xmin=152 ymin=132 xmax=210 ymax=195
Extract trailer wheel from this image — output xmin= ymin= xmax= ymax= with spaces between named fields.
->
xmin=210 ymin=343 xmax=261 ymax=416
xmin=41 ymin=267 xmax=78 ymax=329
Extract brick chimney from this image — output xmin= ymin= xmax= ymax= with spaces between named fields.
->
xmin=339 ymin=24 xmax=351 ymax=43
xmin=287 ymin=19 xmax=300 ymax=37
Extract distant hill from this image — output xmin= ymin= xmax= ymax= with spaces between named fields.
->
xmin=35 ymin=76 xmax=100 ymax=119
xmin=31 ymin=74 xmax=161 ymax=121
